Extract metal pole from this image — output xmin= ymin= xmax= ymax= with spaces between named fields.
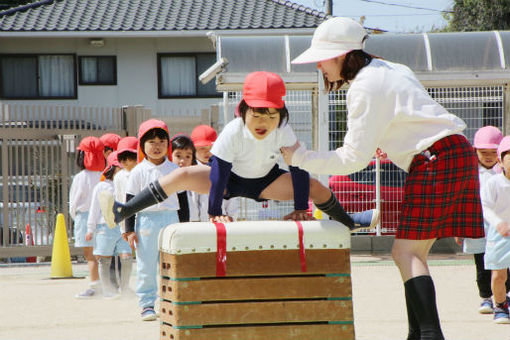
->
xmin=375 ymin=157 xmax=382 ymax=236
xmin=325 ymin=0 xmax=333 ymax=15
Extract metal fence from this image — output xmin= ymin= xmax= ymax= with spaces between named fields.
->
xmin=0 ymin=103 xmax=125 ymax=259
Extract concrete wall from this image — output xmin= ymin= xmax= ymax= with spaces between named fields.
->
xmin=0 ymin=36 xmax=222 ymax=114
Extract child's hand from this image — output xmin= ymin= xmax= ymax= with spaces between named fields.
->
xmin=85 ymin=232 xmax=93 ymax=241
xmin=209 ymin=215 xmax=234 ymax=223
xmin=375 ymin=148 xmax=387 ymax=160
xmin=124 ymin=232 xmax=138 ymax=249
xmin=496 ymin=222 xmax=510 ymax=237
xmin=280 ymin=141 xmax=301 ymax=165
xmin=283 ymin=210 xmax=315 ymax=221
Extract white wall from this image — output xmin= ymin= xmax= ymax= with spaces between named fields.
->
xmin=0 ymin=37 xmax=223 ymax=115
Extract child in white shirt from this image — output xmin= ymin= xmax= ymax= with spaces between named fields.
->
xmin=102 ymin=72 xmax=378 ymax=230
xmin=69 ymin=136 xmax=104 ymax=299
xmin=89 ymin=152 xmax=132 ymax=298
xmin=114 ymin=136 xmax=139 ymax=233
xmin=111 ymin=119 xmax=179 ymax=321
xmin=481 ymin=136 xmax=510 ymax=324
xmin=456 ymin=126 xmax=505 ymax=314
xmin=190 ymin=125 xmax=239 ymax=221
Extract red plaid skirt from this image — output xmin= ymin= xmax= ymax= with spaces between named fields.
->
xmin=396 ymin=134 xmax=484 ymax=240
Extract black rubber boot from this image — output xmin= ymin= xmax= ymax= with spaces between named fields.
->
xmin=114 ymin=181 xmax=168 ymax=223
xmin=405 ymin=275 xmax=445 ymax=340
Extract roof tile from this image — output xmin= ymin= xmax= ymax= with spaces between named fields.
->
xmin=0 ymin=0 xmax=326 ymax=32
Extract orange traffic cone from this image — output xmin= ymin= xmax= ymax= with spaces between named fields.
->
xmin=25 ymin=224 xmax=37 ymax=263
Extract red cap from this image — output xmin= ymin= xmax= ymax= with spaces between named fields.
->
xmin=117 ymin=136 xmax=138 ymax=155
xmin=242 ymin=71 xmax=285 ymax=108
xmin=99 ymin=133 xmax=121 ymax=150
xmin=191 ymin=125 xmax=217 ymax=147
xmin=77 ymin=136 xmax=105 ymax=172
xmin=103 ymin=151 xmax=121 ymax=177
xmin=137 ymin=119 xmax=170 ymax=162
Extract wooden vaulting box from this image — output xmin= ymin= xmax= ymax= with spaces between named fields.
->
xmin=159 ymin=220 xmax=354 ymax=340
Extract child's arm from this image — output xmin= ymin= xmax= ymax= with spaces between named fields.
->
xmin=283 ymin=166 xmax=313 ymax=221
xmin=86 ymin=186 xmax=101 ymax=240
xmin=496 ymin=221 xmax=510 ymax=237
xmin=208 ymin=156 xmax=233 ymax=222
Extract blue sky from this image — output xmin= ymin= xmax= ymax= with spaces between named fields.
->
xmin=292 ymin=0 xmax=454 ymax=33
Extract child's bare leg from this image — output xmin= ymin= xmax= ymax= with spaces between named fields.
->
xmin=158 ymin=165 xmax=212 ymax=196
xmin=83 ymin=246 xmax=99 ymax=282
xmin=492 ymin=269 xmax=508 ymax=304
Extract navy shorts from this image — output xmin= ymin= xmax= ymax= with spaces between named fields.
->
xmin=224 ymin=164 xmax=287 ymax=202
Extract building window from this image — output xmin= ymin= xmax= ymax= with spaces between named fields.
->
xmin=0 ymin=54 xmax=76 ymax=99
xmin=78 ymin=56 xmax=117 ymax=85
xmin=158 ymin=53 xmax=220 ymax=98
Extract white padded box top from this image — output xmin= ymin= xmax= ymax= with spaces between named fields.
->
xmin=159 ymin=220 xmax=350 ymax=254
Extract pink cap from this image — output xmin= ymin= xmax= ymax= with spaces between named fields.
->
xmin=497 ymin=136 xmax=510 ymax=161
xmin=100 ymin=133 xmax=121 ymax=150
xmin=103 ymin=151 xmax=121 ymax=176
xmin=117 ymin=136 xmax=138 ymax=154
xmin=473 ymin=126 xmax=502 ymax=149
xmin=191 ymin=125 xmax=217 ymax=147
xmin=137 ymin=119 xmax=170 ymax=162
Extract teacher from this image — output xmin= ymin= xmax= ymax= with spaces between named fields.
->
xmin=282 ymin=17 xmax=484 ymax=340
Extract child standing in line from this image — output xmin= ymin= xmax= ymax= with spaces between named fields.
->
xmin=481 ymin=136 xmax=510 ymax=324
xmin=100 ymin=133 xmax=121 ymax=158
xmin=190 ymin=125 xmax=239 ymax=221
xmin=102 ymin=71 xmax=378 ymax=229
xmin=114 ymin=137 xmax=139 ymax=234
xmin=70 ymin=136 xmax=104 ymax=299
xmin=169 ymin=134 xmax=199 ymax=222
xmin=456 ymin=126 xmax=509 ymax=314
xmin=87 ymin=152 xmax=132 ymax=298
xmin=115 ymin=119 xmax=180 ymax=321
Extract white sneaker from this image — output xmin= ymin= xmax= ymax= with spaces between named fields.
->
xmin=74 ymin=288 xmax=97 ymax=299
xmin=98 ymin=190 xmax=116 ymax=228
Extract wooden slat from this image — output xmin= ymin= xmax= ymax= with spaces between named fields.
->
xmin=160 ymin=249 xmax=350 ymax=278
xmin=161 ymin=275 xmax=351 ymax=302
xmin=161 ymin=322 xmax=354 ymax=340
xmin=160 ymin=300 xmax=353 ymax=326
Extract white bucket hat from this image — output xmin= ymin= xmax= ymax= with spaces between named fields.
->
xmin=292 ymin=17 xmax=368 ymax=64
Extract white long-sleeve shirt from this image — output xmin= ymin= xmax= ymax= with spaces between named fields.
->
xmin=291 ymin=59 xmax=466 ymax=174
xmin=113 ymin=168 xmax=131 ymax=233
xmin=87 ymin=180 xmax=113 ymax=234
xmin=463 ymin=164 xmax=499 ymax=254
xmin=126 ymin=158 xmax=179 ymax=212
xmin=481 ymin=173 xmax=510 ymax=229
xmin=69 ymin=169 xmax=102 ymax=219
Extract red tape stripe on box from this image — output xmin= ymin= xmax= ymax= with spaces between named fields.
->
xmin=213 ymin=222 xmax=227 ymax=277
xmin=295 ymin=221 xmax=307 ymax=272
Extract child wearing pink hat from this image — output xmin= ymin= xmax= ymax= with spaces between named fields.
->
xmin=481 ymin=136 xmax=510 ymax=323
xmin=457 ymin=126 xmax=509 ymax=315
xmin=87 ymin=152 xmax=132 ymax=298
xmin=100 ymin=133 xmax=121 ymax=158
xmin=101 ymin=71 xmax=378 ymax=230
xmin=70 ymin=136 xmax=104 ymax=299
xmin=104 ymin=119 xmax=179 ymax=321
xmin=114 ymin=136 xmax=139 ymax=233
xmin=190 ymin=125 xmax=239 ymax=221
